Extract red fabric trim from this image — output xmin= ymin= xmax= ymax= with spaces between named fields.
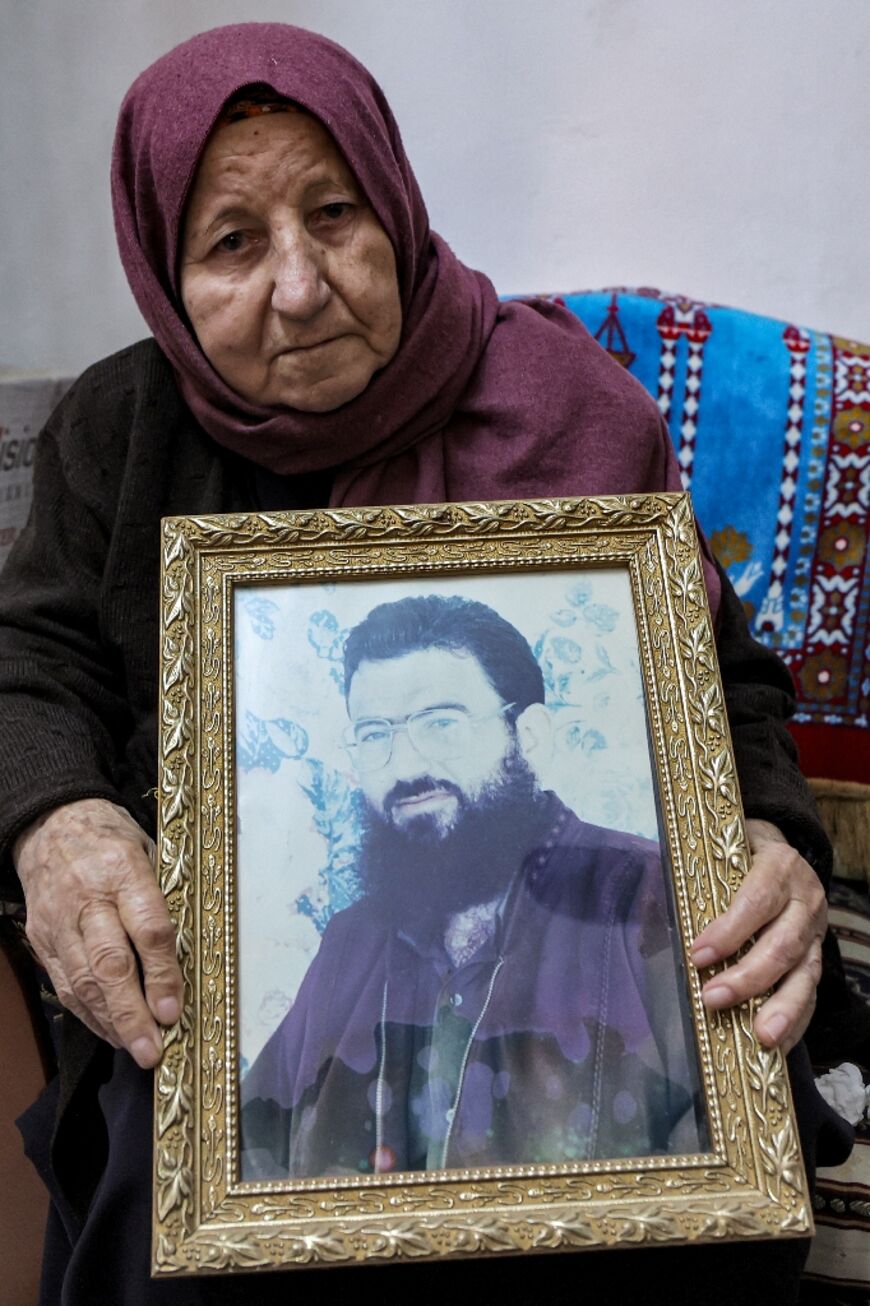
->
xmin=788 ymin=723 xmax=870 ymax=784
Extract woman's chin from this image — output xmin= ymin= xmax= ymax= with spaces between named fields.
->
xmin=244 ymin=354 xmax=381 ymax=413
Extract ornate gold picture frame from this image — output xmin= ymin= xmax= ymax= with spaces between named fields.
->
xmin=154 ymin=492 xmax=811 ymax=1277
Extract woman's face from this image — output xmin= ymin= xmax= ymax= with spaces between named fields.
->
xmin=179 ymin=112 xmax=402 ymax=412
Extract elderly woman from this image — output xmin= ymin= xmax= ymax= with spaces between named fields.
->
xmin=0 ymin=22 xmax=845 ymax=1306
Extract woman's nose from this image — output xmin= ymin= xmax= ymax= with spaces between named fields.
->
xmin=270 ymin=231 xmax=331 ymax=319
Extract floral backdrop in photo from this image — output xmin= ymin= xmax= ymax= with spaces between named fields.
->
xmin=235 ymin=569 xmax=658 ymax=1068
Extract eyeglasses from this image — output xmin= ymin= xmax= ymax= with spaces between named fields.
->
xmin=343 ymin=702 xmax=516 ymax=773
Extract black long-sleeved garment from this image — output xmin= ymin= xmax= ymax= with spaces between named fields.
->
xmin=1 ymin=339 xmax=845 ymax=1305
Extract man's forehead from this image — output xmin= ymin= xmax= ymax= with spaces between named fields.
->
xmin=347 ymin=646 xmax=500 ymax=718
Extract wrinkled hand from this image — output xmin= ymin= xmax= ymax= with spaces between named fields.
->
xmin=691 ymin=819 xmax=826 ymax=1053
xmin=14 ymin=798 xmax=182 ymax=1068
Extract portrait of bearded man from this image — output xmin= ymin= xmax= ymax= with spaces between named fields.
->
xmin=240 ymin=593 xmax=707 ymax=1180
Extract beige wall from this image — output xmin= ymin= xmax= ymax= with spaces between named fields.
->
xmin=2 ymin=0 xmax=868 ymax=372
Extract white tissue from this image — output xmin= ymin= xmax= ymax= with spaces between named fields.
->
xmin=815 ymin=1062 xmax=869 ymax=1126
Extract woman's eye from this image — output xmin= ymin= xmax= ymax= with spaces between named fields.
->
xmin=215 ymin=230 xmax=248 ymax=254
xmin=314 ymin=202 xmax=354 ymax=226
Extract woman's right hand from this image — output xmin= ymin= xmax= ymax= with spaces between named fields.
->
xmin=14 ymin=797 xmax=183 ymax=1067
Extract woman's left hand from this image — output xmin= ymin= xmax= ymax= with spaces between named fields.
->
xmin=690 ymin=818 xmax=827 ymax=1054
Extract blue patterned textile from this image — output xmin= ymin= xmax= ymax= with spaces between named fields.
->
xmin=542 ymin=289 xmax=868 ymax=755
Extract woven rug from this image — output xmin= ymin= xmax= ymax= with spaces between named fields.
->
xmin=802 ymin=877 xmax=870 ymax=1301
xmin=545 ymin=289 xmax=869 ymax=788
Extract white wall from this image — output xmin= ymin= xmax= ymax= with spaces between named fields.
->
xmin=2 ymin=0 xmax=868 ymax=373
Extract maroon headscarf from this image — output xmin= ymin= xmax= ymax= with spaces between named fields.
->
xmin=112 ymin=23 xmax=719 ymax=615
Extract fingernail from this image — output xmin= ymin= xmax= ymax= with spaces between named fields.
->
xmin=692 ymin=946 xmax=716 ymax=968
xmin=157 ymin=997 xmax=181 ymax=1024
xmin=131 ymin=1036 xmax=161 ymax=1067
xmin=703 ymin=985 xmax=732 ymax=1008
xmin=761 ymin=1013 xmax=788 ymax=1045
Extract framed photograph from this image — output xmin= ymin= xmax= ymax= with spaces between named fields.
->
xmin=153 ymin=492 xmax=812 ymax=1277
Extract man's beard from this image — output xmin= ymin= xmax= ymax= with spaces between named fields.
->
xmin=357 ymin=746 xmax=549 ymax=932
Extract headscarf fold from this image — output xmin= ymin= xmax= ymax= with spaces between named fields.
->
xmin=111 ymin=23 xmax=719 ymax=617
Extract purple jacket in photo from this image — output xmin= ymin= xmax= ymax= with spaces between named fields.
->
xmin=241 ymin=794 xmax=707 ymax=1179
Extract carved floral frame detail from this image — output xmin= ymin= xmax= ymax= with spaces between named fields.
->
xmin=154 ymin=493 xmax=811 ymax=1276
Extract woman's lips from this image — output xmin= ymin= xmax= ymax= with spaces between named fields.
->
xmin=290 ymin=339 xmax=332 ymax=352
xmin=276 ymin=334 xmax=347 ymax=356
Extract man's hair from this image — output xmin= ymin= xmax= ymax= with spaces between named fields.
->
xmin=343 ymin=594 xmax=545 ymax=714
